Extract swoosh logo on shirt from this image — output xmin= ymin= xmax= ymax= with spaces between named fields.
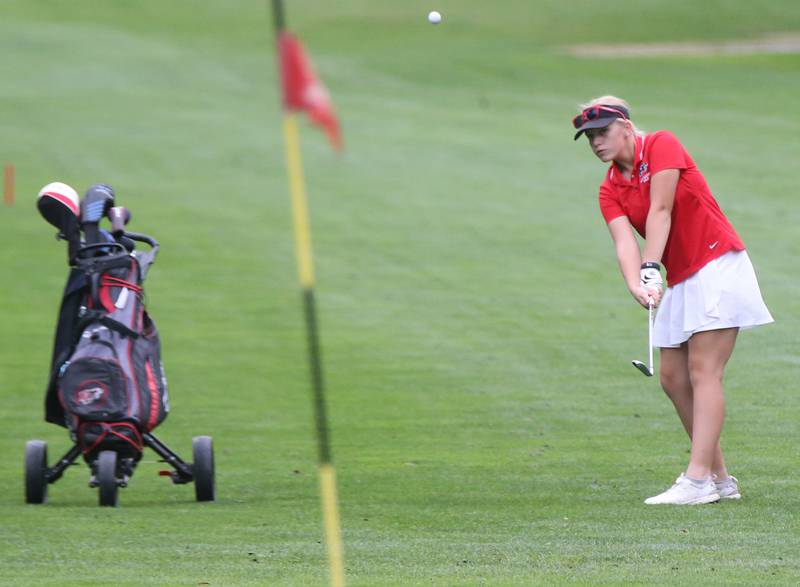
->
xmin=709 ymin=241 xmax=719 ymax=249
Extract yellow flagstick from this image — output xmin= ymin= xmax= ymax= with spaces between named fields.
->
xmin=282 ymin=111 xmax=346 ymax=586
xmin=273 ymin=2 xmax=345 ymax=581
xmin=284 ymin=116 xmax=315 ymax=289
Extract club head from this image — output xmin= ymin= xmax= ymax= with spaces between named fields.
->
xmin=80 ymin=183 xmax=115 ymax=224
xmin=37 ymin=182 xmax=80 ymax=230
xmin=631 ymin=361 xmax=653 ymax=377
xmin=631 ymin=360 xmax=653 ymax=377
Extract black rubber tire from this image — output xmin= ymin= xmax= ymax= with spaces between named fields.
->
xmin=97 ymin=450 xmax=119 ymax=507
xmin=24 ymin=440 xmax=48 ymax=504
xmin=192 ymin=436 xmax=215 ymax=502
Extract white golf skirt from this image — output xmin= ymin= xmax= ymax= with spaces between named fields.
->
xmin=653 ymin=250 xmax=773 ymax=348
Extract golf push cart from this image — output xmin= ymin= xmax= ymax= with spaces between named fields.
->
xmin=25 ymin=182 xmax=215 ymax=507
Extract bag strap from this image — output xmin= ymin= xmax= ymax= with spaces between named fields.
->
xmin=77 ymin=310 xmax=140 ymax=340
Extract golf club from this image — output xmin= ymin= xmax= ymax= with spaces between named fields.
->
xmin=109 ymin=206 xmax=131 ymax=238
xmin=632 ymin=299 xmax=654 ymax=377
xmin=80 ymin=183 xmax=115 ymax=245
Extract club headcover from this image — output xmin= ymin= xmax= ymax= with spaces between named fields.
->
xmin=109 ymin=206 xmax=131 ymax=237
xmin=37 ymin=182 xmax=80 ymax=230
xmin=37 ymin=182 xmax=82 ymax=264
xmin=81 ymin=183 xmax=115 ymax=223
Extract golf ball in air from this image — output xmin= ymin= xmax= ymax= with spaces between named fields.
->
xmin=428 ymin=11 xmax=442 ymax=24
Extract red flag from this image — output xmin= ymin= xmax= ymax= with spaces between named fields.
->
xmin=279 ymin=32 xmax=342 ymax=150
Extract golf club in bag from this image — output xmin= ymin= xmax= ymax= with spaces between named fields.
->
xmin=26 ymin=182 xmax=215 ymax=507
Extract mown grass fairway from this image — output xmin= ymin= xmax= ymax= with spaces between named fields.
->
xmin=1 ymin=1 xmax=799 ymax=585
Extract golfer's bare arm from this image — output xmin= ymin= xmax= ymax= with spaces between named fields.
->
xmin=607 ymin=216 xmax=642 ymax=294
xmin=642 ymin=169 xmax=679 ymax=264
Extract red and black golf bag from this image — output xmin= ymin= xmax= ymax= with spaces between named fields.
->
xmin=28 ymin=183 xmax=214 ymax=507
xmin=45 ymin=234 xmax=169 ymax=461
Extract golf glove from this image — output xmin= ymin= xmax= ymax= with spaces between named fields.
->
xmin=640 ymin=262 xmax=663 ymax=291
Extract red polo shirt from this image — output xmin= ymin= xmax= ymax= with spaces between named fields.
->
xmin=598 ymin=131 xmax=745 ymax=285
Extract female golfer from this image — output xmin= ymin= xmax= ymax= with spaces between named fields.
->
xmin=573 ymin=96 xmax=773 ymax=505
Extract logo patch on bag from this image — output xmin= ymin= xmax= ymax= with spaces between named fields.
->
xmin=76 ymin=382 xmax=107 ymax=406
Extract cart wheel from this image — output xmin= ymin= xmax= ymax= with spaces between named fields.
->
xmin=25 ymin=440 xmax=48 ymax=504
xmin=97 ymin=450 xmax=119 ymax=507
xmin=192 ymin=436 xmax=215 ymax=502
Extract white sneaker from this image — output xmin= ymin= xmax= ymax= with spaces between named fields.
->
xmin=713 ymin=475 xmax=741 ymax=500
xmin=644 ymin=473 xmax=721 ymax=505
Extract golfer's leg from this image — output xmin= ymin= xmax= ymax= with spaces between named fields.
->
xmin=685 ymin=328 xmax=738 ymax=479
xmin=659 ymin=345 xmax=693 ymax=434
xmin=660 ymin=345 xmax=729 ymax=478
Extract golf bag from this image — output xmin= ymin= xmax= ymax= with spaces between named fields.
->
xmin=45 ymin=234 xmax=169 ymax=460
xmin=28 ymin=183 xmax=214 ymax=507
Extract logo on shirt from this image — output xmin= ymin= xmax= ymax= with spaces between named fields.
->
xmin=638 ymin=162 xmax=650 ymax=184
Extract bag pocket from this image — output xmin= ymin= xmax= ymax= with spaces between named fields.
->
xmin=132 ymin=315 xmax=169 ymax=431
xmin=59 ymin=357 xmax=128 ymax=421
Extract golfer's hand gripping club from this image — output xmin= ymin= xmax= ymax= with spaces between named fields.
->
xmin=640 ymin=261 xmax=663 ymax=292
xmin=633 ymin=261 xmax=662 ymax=308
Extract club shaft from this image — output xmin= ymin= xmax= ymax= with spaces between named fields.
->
xmin=648 ymin=302 xmax=654 ymax=374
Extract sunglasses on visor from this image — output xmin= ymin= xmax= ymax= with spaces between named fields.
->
xmin=572 ymin=105 xmax=629 ymax=129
